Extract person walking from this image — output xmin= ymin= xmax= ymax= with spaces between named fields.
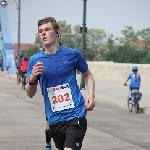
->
xmin=5 ymin=63 xmax=11 ymax=78
xmin=25 ymin=16 xmax=95 ymax=150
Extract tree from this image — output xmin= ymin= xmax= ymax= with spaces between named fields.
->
xmin=117 ymin=26 xmax=138 ymax=47
xmin=137 ymin=28 xmax=150 ymax=50
xmin=141 ymin=53 xmax=150 ymax=64
xmin=58 ymin=20 xmax=74 ymax=47
xmin=102 ymin=44 xmax=147 ymax=63
xmin=34 ymin=34 xmax=43 ymax=49
xmin=24 ymin=46 xmax=40 ymax=59
xmin=72 ymin=25 xmax=82 ymax=50
xmin=86 ymin=28 xmax=106 ymax=51
xmin=105 ymin=34 xmax=115 ymax=51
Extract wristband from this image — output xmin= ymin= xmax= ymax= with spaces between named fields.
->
xmin=28 ymin=78 xmax=37 ymax=85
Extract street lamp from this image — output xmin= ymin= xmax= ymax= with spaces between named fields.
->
xmin=0 ymin=0 xmax=8 ymax=7
xmin=80 ymin=0 xmax=87 ymax=90
xmin=1 ymin=0 xmax=21 ymax=57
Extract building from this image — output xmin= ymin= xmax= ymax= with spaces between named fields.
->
xmin=13 ymin=43 xmax=35 ymax=57
xmin=135 ymin=40 xmax=150 ymax=48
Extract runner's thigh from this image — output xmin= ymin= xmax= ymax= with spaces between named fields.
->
xmin=64 ymin=117 xmax=87 ymax=150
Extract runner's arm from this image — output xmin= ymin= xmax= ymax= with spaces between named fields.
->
xmin=83 ymin=69 xmax=95 ymax=111
xmin=25 ymin=83 xmax=37 ymax=98
xmin=83 ymin=69 xmax=95 ymax=97
xmin=25 ymin=61 xmax=44 ymax=98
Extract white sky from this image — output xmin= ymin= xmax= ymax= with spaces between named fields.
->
xmin=5 ymin=0 xmax=150 ymax=44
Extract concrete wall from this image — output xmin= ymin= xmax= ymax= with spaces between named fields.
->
xmin=87 ymin=61 xmax=150 ymax=84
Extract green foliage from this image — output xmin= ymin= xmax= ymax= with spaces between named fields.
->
xmin=141 ymin=53 xmax=150 ymax=64
xmin=93 ymin=54 xmax=104 ymax=61
xmin=32 ymin=20 xmax=150 ymax=63
xmin=24 ymin=46 xmax=40 ymax=59
xmin=34 ymin=34 xmax=43 ymax=49
xmin=137 ymin=28 xmax=150 ymax=50
xmin=85 ymin=51 xmax=98 ymax=61
xmin=102 ymin=44 xmax=148 ymax=63
xmin=121 ymin=26 xmax=138 ymax=41
xmin=86 ymin=28 xmax=106 ymax=51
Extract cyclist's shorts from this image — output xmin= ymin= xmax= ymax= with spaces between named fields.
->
xmin=20 ymin=71 xmax=27 ymax=77
xmin=130 ymin=87 xmax=139 ymax=91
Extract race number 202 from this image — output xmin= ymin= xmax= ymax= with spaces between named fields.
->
xmin=52 ymin=93 xmax=70 ymax=104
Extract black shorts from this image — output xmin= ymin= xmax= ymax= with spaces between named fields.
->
xmin=20 ymin=71 xmax=27 ymax=78
xmin=48 ymin=117 xmax=87 ymax=150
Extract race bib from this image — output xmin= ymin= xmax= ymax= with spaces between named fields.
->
xmin=47 ymin=83 xmax=75 ymax=112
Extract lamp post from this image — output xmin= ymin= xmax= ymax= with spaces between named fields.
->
xmin=1 ymin=0 xmax=21 ymax=57
xmin=0 ymin=0 xmax=7 ymax=7
xmin=80 ymin=0 xmax=87 ymax=90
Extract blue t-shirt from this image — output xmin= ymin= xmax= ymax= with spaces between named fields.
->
xmin=27 ymin=46 xmax=88 ymax=125
xmin=6 ymin=66 xmax=11 ymax=71
xmin=127 ymin=72 xmax=141 ymax=88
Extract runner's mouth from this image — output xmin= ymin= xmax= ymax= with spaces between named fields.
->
xmin=43 ymin=37 xmax=47 ymax=41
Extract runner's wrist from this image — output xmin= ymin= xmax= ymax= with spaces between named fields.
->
xmin=28 ymin=75 xmax=37 ymax=84
xmin=88 ymin=94 xmax=95 ymax=98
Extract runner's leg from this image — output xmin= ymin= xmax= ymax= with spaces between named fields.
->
xmin=45 ymin=116 xmax=51 ymax=150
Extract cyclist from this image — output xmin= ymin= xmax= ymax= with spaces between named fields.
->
xmin=124 ymin=65 xmax=141 ymax=90
xmin=124 ymin=65 xmax=141 ymax=108
xmin=16 ymin=55 xmax=23 ymax=83
xmin=20 ymin=57 xmax=28 ymax=81
xmin=16 ymin=55 xmax=23 ymax=74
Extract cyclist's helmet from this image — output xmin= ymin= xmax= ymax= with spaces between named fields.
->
xmin=132 ymin=65 xmax=138 ymax=72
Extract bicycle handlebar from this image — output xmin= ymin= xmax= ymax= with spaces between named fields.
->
xmin=124 ymin=83 xmax=129 ymax=86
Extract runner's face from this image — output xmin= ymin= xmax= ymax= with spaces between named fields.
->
xmin=38 ymin=22 xmax=58 ymax=47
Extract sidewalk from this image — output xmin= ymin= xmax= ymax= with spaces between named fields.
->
xmin=1 ymin=71 xmax=150 ymax=115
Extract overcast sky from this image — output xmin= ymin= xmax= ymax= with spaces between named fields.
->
xmin=4 ymin=0 xmax=150 ymax=44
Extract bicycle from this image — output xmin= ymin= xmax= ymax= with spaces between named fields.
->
xmin=17 ymin=70 xmax=21 ymax=85
xmin=125 ymin=84 xmax=142 ymax=114
xmin=21 ymin=72 xmax=27 ymax=90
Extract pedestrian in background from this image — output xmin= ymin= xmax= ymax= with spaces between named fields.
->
xmin=5 ymin=63 xmax=11 ymax=78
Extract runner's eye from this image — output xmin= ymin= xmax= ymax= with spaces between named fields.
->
xmin=45 ymin=27 xmax=51 ymax=31
xmin=38 ymin=29 xmax=43 ymax=33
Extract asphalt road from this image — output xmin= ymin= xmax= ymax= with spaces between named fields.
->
xmin=0 ymin=77 xmax=150 ymax=150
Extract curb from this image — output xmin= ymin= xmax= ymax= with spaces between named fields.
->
xmin=0 ymin=72 xmax=16 ymax=80
xmin=82 ymin=97 xmax=150 ymax=115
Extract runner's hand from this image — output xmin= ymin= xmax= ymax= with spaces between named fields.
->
xmin=85 ymin=95 xmax=95 ymax=111
xmin=124 ymin=83 xmax=127 ymax=86
xmin=30 ymin=62 xmax=44 ymax=82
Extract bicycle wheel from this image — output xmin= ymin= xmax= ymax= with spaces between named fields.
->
xmin=127 ymin=96 xmax=133 ymax=112
xmin=21 ymin=77 xmax=24 ymax=90
xmin=22 ymin=76 xmax=25 ymax=90
xmin=133 ymin=102 xmax=139 ymax=114
xmin=17 ymin=74 xmax=20 ymax=85
xmin=22 ymin=74 xmax=27 ymax=90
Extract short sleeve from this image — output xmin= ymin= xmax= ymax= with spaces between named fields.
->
xmin=127 ymin=74 xmax=131 ymax=79
xmin=26 ymin=58 xmax=35 ymax=83
xmin=75 ymin=50 xmax=88 ymax=73
xmin=139 ymin=74 xmax=141 ymax=81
